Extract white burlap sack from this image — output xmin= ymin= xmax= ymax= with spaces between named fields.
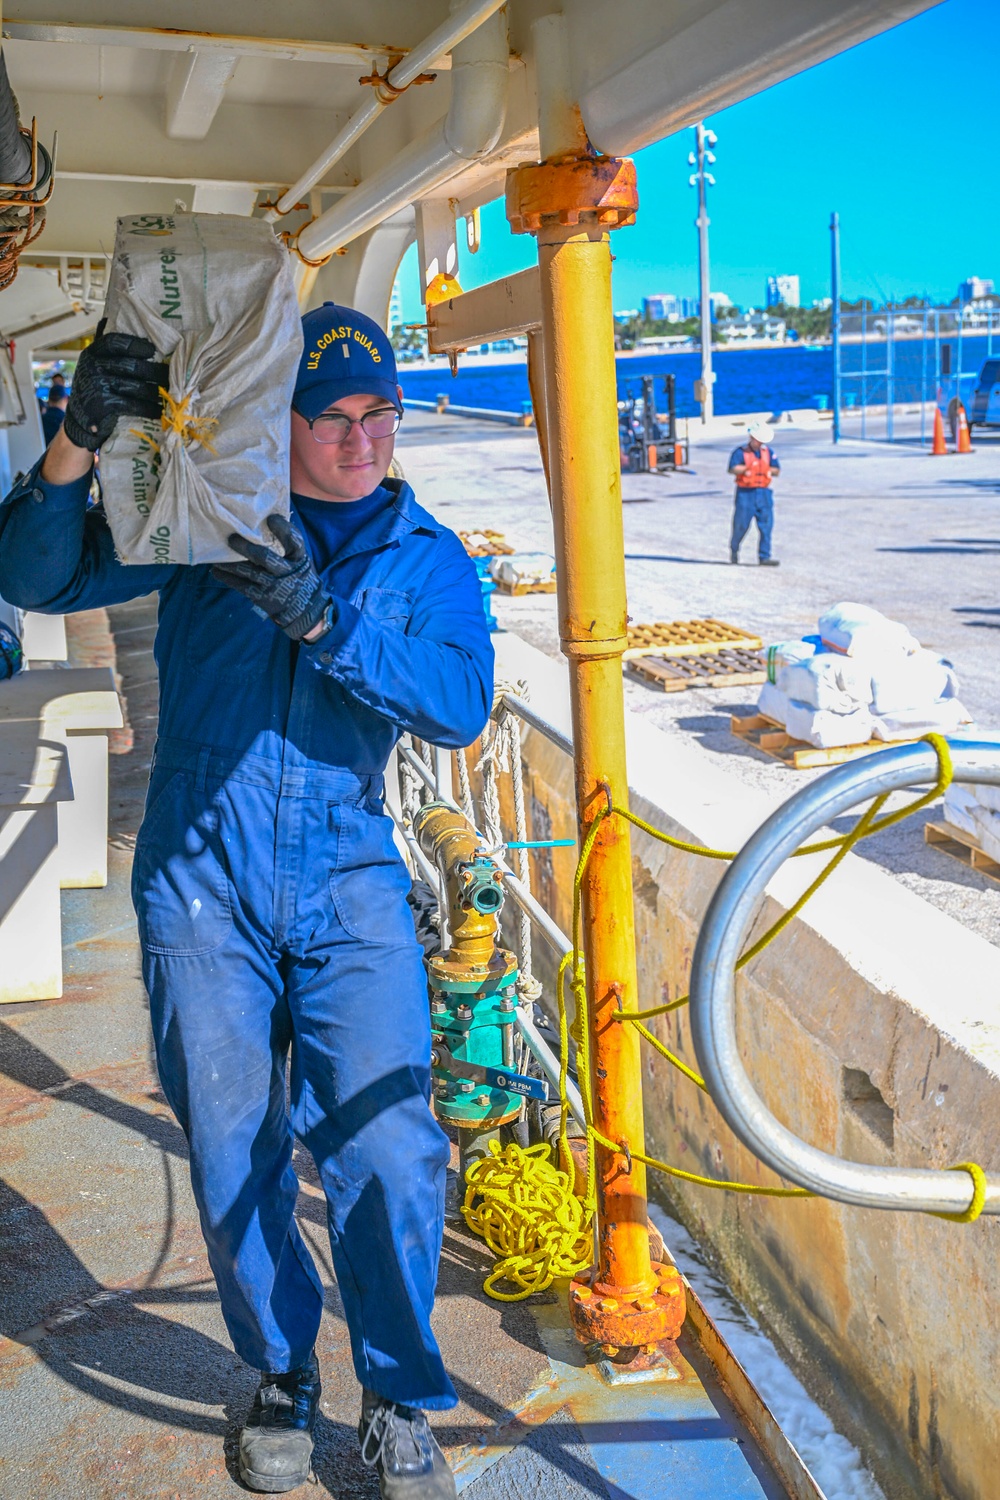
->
xmin=870 ymin=698 xmax=971 ymax=740
xmin=818 ymin=602 xmax=920 ymax=659
xmin=868 ymin=647 xmax=957 ymax=715
xmin=783 ymin=699 xmax=874 ymax=749
xmin=756 ymin=680 xmax=790 ymax=725
xmin=100 ymin=213 xmax=302 ymax=565
xmin=777 ymin=653 xmax=873 ymax=714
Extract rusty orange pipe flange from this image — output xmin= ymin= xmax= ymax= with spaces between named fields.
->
xmin=505 ymin=153 xmax=638 ymax=236
xmin=568 ymin=1260 xmax=686 ymax=1350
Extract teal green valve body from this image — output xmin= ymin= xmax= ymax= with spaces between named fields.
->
xmin=428 ymin=947 xmax=521 ymax=1127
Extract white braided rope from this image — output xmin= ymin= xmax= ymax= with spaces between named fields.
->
xmin=416 ymin=736 xmax=435 ymax=772
xmin=456 ymin=745 xmax=476 ymax=827
xmin=398 ymin=735 xmax=423 ymax=825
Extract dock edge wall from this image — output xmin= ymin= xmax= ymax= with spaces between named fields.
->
xmin=489 ymin=631 xmax=1000 ymax=1500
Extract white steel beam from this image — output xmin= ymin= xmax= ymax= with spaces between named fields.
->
xmin=9 ymin=90 xmax=360 ymax=191
xmin=1 ymin=21 xmax=452 ymax=69
xmin=165 ymin=50 xmax=238 ymax=141
xmin=190 ymin=183 xmax=258 ymax=215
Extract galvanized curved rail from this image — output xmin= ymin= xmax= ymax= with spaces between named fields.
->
xmin=689 ymin=738 xmax=1000 ymax=1216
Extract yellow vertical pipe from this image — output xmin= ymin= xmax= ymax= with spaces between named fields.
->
xmin=537 ymin=220 xmax=654 ymax=1296
xmin=526 ymin=328 xmax=551 ymax=505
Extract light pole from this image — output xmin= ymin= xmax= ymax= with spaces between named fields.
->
xmin=830 ymin=211 xmax=841 ymax=444
xmin=689 ymin=122 xmax=716 ymax=422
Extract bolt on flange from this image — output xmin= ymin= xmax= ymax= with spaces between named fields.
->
xmin=568 ymin=1260 xmax=685 ymax=1350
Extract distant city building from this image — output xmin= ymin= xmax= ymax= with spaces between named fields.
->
xmin=642 ymin=293 xmax=696 ymax=322
xmin=613 ymin=308 xmax=640 ymax=324
xmin=388 ymin=277 xmax=403 ymax=332
xmin=812 ymin=297 xmax=832 ymax=311
xmin=959 ymin=275 xmax=995 ymax=304
xmin=722 ymin=311 xmax=787 ymax=344
xmin=766 ymin=274 xmax=800 ymax=308
xmin=710 ymin=292 xmax=732 ymax=314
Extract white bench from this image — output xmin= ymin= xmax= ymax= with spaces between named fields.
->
xmin=20 ymin=609 xmax=69 ymax=664
xmin=0 ymin=726 xmax=74 ymax=1002
xmin=0 ymin=667 xmax=123 ymax=888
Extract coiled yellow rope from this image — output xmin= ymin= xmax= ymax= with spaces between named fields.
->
xmin=463 ymin=734 xmax=984 ymax=1300
xmin=462 ymin=1140 xmax=592 ymax=1300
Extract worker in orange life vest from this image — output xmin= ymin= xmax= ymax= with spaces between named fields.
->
xmin=728 ymin=420 xmax=780 ymax=566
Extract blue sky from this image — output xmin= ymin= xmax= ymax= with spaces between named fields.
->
xmin=398 ymin=0 xmax=997 ymax=319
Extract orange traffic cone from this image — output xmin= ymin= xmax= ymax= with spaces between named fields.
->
xmin=956 ymin=403 xmax=973 ymax=454
xmin=931 ymin=405 xmax=947 ymax=455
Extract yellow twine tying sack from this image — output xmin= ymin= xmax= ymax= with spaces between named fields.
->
xmin=462 ymin=1140 xmax=592 ymax=1301
xmin=129 ymin=386 xmax=219 ymax=455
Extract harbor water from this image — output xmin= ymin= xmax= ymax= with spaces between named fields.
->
xmin=399 ymin=334 xmax=998 ymax=419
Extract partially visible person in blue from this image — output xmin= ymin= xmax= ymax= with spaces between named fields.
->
xmin=727 ymin=420 xmax=781 ymax=566
xmin=40 ymin=382 xmax=68 ymax=445
xmin=0 ymin=303 xmax=493 ymax=1499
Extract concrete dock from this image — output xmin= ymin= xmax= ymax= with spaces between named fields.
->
xmin=396 ymin=410 xmax=1000 ymax=946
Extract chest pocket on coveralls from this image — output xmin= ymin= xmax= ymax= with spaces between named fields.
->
xmin=132 ymin=772 xmax=233 ymax=957
xmin=329 ymin=804 xmax=415 ymax=945
xmin=352 ymin=586 xmax=412 ymax=628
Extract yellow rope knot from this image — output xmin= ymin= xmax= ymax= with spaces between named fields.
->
xmin=462 ymin=1139 xmax=592 ymax=1301
xmin=130 ymin=386 xmax=219 ymax=456
xmin=931 ymin=1162 xmax=987 ymax=1223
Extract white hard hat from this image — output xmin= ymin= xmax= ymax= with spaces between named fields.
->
xmin=747 ymin=421 xmax=773 ymax=443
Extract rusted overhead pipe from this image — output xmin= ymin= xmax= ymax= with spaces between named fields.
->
xmin=0 ymin=47 xmax=54 ymax=288
xmin=268 ymin=0 xmax=508 ymax=224
xmin=295 ymin=2 xmax=507 ymax=264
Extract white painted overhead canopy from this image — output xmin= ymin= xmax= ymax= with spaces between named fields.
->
xmin=0 ymin=0 xmax=937 ymax=326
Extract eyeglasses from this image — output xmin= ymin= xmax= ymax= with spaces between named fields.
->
xmin=297 ymin=405 xmax=402 ymax=445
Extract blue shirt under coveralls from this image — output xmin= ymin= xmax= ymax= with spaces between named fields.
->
xmin=0 ymin=458 xmax=494 ymax=1408
xmin=728 ymin=444 xmax=780 ymax=561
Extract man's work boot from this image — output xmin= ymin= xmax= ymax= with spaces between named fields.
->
xmin=238 ymin=1353 xmax=321 ymax=1493
xmin=759 ymin=557 xmax=780 ymax=567
xmin=729 ymin=550 xmax=739 ymax=564
xmin=359 ymin=1389 xmax=457 ymax=1498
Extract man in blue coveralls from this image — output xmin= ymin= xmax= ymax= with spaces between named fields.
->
xmin=727 ymin=420 xmax=780 ymax=566
xmin=0 ymin=304 xmax=493 ymax=1498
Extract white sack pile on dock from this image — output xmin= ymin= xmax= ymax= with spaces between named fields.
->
xmin=943 ymin=781 xmax=1000 ymax=866
xmin=757 ymin=602 xmax=972 ymax=749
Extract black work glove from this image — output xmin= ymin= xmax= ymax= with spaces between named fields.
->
xmin=64 ymin=318 xmax=170 ymax=453
xmin=212 ymin=514 xmax=331 ymax=642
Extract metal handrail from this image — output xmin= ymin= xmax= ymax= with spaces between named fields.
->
xmin=689 ymin=739 xmax=1000 ymax=1215
xmin=503 ymin=691 xmax=573 ymax=756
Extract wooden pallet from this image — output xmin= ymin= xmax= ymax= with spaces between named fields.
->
xmin=494 ymin=575 xmax=558 ymax=596
xmin=459 ymin=528 xmax=515 ymax=558
xmin=624 ymin=618 xmax=763 ymax=660
xmin=730 ymin=711 xmax=911 ymax=770
xmin=924 ymin=821 xmax=1000 ymax=886
xmin=628 ymin=648 xmax=767 ymax=693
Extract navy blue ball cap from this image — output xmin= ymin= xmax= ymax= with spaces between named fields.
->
xmin=295 ymin=302 xmax=400 ymax=420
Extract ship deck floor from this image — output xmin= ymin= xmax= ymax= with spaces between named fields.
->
xmin=0 ymin=596 xmax=798 ymax=1498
